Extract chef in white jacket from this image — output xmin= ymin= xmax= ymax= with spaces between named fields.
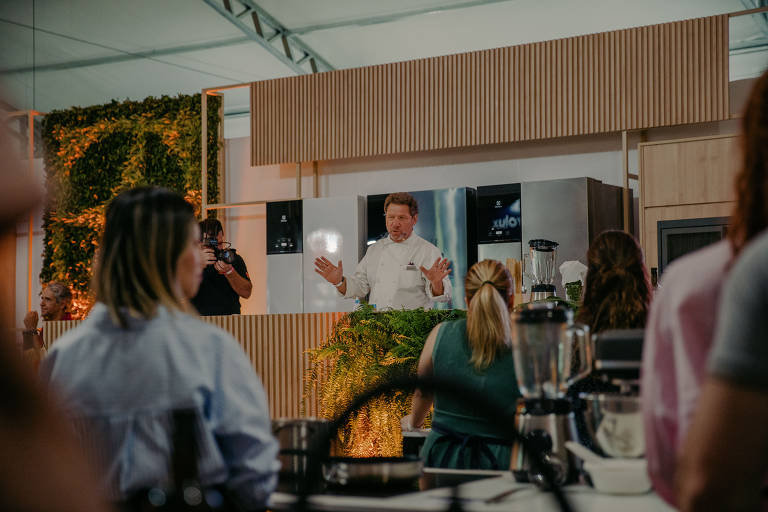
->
xmin=314 ymin=192 xmax=452 ymax=310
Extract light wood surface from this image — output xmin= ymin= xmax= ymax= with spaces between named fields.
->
xmin=642 ymin=202 xmax=735 ymax=270
xmin=43 ymin=312 xmax=346 ymax=419
xmin=250 ymin=15 xmax=729 ymax=166
xmin=0 ymin=231 xmax=15 ymax=327
xmin=638 ymin=134 xmax=740 ymax=269
xmin=640 ymin=135 xmax=740 ymax=208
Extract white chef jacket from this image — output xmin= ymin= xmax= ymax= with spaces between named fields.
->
xmin=341 ymin=233 xmax=452 ymax=310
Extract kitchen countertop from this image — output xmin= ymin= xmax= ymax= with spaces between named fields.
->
xmin=269 ymin=473 xmax=676 ymax=512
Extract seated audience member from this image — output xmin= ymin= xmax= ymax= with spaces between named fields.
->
xmin=642 ymin=67 xmax=768 ymax=507
xmin=676 ymin=228 xmax=768 ymax=511
xmin=41 ymin=187 xmax=279 ymax=510
xmin=570 ymin=230 xmax=651 ymax=396
xmin=22 ymin=281 xmax=72 ymax=372
xmin=576 ymin=230 xmax=651 ymax=334
xmin=0 ymin=104 xmax=109 ymax=511
xmin=402 ymin=259 xmax=520 ymax=469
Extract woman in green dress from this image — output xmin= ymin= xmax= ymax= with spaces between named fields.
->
xmin=403 ymin=259 xmax=521 ymax=469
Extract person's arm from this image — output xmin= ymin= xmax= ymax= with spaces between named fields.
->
xmin=419 ymin=257 xmax=452 ymax=300
xmin=675 ymin=377 xmax=768 ymax=512
xmin=676 ymin=235 xmax=768 ymax=511
xmin=407 ymin=324 xmax=441 ymax=429
xmin=214 ymin=258 xmax=252 ymax=299
xmin=315 ymin=251 xmax=372 ymax=299
xmin=213 ymin=337 xmax=279 ymax=510
xmin=22 ymin=310 xmax=43 ymax=350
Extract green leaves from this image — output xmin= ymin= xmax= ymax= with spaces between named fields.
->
xmin=304 ymin=303 xmax=466 ymax=456
xmin=40 ymin=93 xmax=221 ymax=314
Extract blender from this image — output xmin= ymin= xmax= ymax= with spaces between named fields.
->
xmin=524 ymin=239 xmax=559 ymax=300
xmin=509 ymin=302 xmax=591 ymax=485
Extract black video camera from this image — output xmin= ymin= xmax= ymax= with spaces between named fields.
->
xmin=203 ymin=236 xmax=237 ymax=265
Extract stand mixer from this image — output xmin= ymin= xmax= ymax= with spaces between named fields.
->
xmin=509 ymin=302 xmax=591 ymax=485
xmin=581 ymin=329 xmax=645 ymax=459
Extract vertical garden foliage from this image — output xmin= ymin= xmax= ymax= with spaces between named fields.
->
xmin=40 ymin=94 xmax=221 ymax=316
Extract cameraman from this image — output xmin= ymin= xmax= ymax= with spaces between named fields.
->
xmin=191 ymin=218 xmax=252 ymax=316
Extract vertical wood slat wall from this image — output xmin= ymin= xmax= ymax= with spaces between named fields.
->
xmin=43 ymin=312 xmax=345 ymax=419
xmin=251 ymin=15 xmax=729 ymax=166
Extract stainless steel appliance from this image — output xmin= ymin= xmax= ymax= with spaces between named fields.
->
xmin=524 ymin=239 xmax=559 ymax=301
xmin=267 ymin=200 xmax=304 ymax=314
xmin=509 ymin=302 xmax=591 ymax=485
xmin=582 ymin=329 xmax=645 ymax=458
xmin=476 ymin=184 xmax=523 ymax=266
xmin=302 ymin=196 xmax=366 ymax=313
xmin=272 ymin=418 xmax=329 ymax=493
xmin=521 ymin=178 xmax=623 ymax=298
xmin=267 ymin=196 xmax=367 ymax=314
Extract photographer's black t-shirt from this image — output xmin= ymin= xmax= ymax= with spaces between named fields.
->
xmin=191 ymin=253 xmax=250 ymax=316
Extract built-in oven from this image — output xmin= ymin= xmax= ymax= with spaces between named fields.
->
xmin=657 ymin=216 xmax=730 ymax=277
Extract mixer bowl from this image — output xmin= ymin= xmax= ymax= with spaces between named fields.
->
xmin=581 ymin=394 xmax=644 ymax=458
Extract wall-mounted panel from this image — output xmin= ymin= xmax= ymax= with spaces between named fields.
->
xmin=251 ymin=15 xmax=729 ymax=166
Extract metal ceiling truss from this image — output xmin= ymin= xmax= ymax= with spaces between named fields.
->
xmin=202 ymin=0 xmax=333 ymax=74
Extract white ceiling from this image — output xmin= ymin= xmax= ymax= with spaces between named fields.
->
xmin=0 ymin=0 xmax=765 ymax=115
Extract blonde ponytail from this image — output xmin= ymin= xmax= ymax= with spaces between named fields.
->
xmin=464 ymin=260 xmax=514 ymax=370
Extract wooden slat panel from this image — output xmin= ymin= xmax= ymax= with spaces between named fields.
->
xmin=44 ymin=312 xmax=345 ymax=419
xmin=251 ymin=14 xmax=727 ymax=166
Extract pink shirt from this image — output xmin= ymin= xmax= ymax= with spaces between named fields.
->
xmin=641 ymin=240 xmax=732 ymax=506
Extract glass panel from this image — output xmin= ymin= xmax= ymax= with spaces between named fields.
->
xmin=666 ymin=231 xmax=723 ymax=266
xmin=729 ymin=10 xmax=768 ymax=81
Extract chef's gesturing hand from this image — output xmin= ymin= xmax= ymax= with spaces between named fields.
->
xmin=420 ymin=257 xmax=451 ymax=296
xmin=314 ymin=256 xmax=343 ymax=286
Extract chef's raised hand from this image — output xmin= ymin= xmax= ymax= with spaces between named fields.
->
xmin=314 ymin=256 xmax=343 ymax=285
xmin=420 ymin=257 xmax=451 ymax=296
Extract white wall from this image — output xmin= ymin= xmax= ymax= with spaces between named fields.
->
xmin=15 ymin=158 xmax=44 ymax=335
xmin=222 ymin=116 xmax=740 ymax=314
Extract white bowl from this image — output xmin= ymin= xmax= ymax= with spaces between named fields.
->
xmin=583 ymin=458 xmax=651 ymax=495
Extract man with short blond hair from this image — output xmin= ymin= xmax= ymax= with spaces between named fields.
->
xmin=314 ymin=192 xmax=452 ymax=310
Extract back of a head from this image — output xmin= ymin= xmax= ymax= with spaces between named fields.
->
xmin=730 ymin=68 xmax=768 ymax=256
xmin=577 ymin=230 xmax=650 ymax=333
xmin=464 ymin=259 xmax=514 ymax=370
xmin=94 ymin=187 xmax=195 ymax=327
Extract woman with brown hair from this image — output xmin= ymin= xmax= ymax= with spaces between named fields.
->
xmin=402 ymin=259 xmax=521 ymax=469
xmin=576 ymin=229 xmax=651 ymax=334
xmin=643 ymin=68 xmax=768 ymax=508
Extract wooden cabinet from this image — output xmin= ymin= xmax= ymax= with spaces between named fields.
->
xmin=639 ymin=134 xmax=740 ymax=270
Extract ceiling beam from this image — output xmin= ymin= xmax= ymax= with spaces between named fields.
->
xmin=0 ymin=36 xmax=250 ymax=75
xmin=287 ymin=0 xmax=516 ymax=35
xmin=202 ymin=0 xmax=333 ymax=74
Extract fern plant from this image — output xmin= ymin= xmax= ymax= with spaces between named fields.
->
xmin=304 ymin=303 xmax=465 ymax=457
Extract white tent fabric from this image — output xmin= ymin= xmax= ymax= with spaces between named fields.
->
xmin=0 ymin=0 xmax=764 ymax=115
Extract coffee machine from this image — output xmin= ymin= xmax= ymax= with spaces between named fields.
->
xmin=509 ymin=302 xmax=591 ymax=485
xmin=524 ymin=239 xmax=559 ymax=301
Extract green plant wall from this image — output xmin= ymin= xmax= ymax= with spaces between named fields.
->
xmin=40 ymin=94 xmax=221 ymax=316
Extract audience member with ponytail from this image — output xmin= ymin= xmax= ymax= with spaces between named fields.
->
xmin=576 ymin=229 xmax=651 ymax=334
xmin=403 ymin=259 xmax=521 ymax=469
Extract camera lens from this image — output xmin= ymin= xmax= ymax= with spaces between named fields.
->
xmin=220 ymin=249 xmax=236 ymax=265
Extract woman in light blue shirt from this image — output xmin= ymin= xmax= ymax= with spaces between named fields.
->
xmin=41 ymin=187 xmax=279 ymax=510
